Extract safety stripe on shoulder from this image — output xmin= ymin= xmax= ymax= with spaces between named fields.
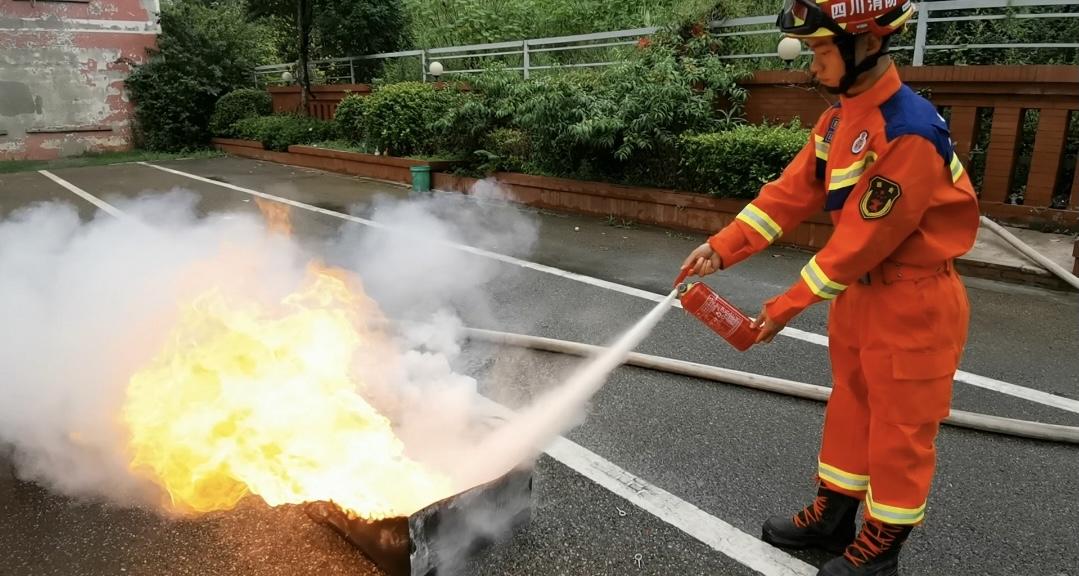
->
xmin=814 ymin=134 xmax=830 ymax=161
xmin=949 ymin=152 xmax=965 ymax=183
xmin=736 ymin=204 xmax=783 ymax=243
xmin=866 ymin=485 xmax=926 ymax=525
xmin=800 ymin=256 xmax=847 ymax=299
xmin=818 ymin=461 xmax=869 ymax=492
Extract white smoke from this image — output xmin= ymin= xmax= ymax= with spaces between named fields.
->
xmin=0 ymin=189 xmax=312 ymax=506
xmin=1 ymin=175 xmax=681 ymax=576
xmin=0 ymin=179 xmax=547 ymax=511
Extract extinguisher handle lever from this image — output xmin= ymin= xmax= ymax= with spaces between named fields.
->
xmin=673 ymin=266 xmax=692 ymax=288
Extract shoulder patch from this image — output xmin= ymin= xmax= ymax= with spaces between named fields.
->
xmin=860 ymin=176 xmax=902 ymax=220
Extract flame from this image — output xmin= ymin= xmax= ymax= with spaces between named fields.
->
xmin=255 ymin=197 xmax=293 ymax=236
xmin=122 ymin=265 xmax=452 ymax=519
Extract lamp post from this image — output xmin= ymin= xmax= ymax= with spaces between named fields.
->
xmin=777 ymin=37 xmax=801 ymax=69
xmin=428 ymin=61 xmax=443 ymax=83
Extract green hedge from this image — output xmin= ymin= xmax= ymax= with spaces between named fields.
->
xmin=334 ymin=94 xmax=367 ymax=145
xmin=356 ymin=82 xmax=467 ymax=157
xmin=210 ymin=89 xmax=273 ymax=138
xmin=678 ymin=124 xmax=809 ymax=198
xmin=232 ymin=115 xmax=339 ymax=152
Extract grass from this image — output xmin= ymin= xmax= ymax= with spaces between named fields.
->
xmin=309 ymin=140 xmax=464 ymax=162
xmin=0 ymin=149 xmax=223 ymax=175
xmin=308 ymin=139 xmax=373 ymax=154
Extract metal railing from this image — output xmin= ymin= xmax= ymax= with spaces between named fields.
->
xmin=253 ymin=0 xmax=1079 ymax=85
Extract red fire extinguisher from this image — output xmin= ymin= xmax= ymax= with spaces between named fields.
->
xmin=673 ymin=267 xmax=760 ymax=351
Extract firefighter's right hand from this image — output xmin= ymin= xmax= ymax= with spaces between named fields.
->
xmin=681 ymin=243 xmax=722 ymax=277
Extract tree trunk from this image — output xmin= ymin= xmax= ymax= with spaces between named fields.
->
xmin=297 ymin=0 xmax=313 ymax=115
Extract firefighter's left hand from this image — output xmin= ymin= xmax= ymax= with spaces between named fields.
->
xmin=751 ymin=307 xmax=784 ymax=344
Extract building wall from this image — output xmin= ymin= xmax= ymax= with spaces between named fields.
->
xmin=0 ymin=0 xmax=159 ymax=160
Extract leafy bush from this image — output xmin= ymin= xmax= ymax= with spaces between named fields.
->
xmin=678 ymin=124 xmax=809 ymax=198
xmin=361 ymin=82 xmax=467 ymax=156
xmin=334 ymin=94 xmax=367 ymax=144
xmin=474 ymin=128 xmax=531 ymax=172
xmin=403 ymin=0 xmax=760 ymax=49
xmin=564 ymin=29 xmax=750 ymax=183
xmin=437 ymin=26 xmax=750 ymax=184
xmin=232 ymin=115 xmax=339 ymax=151
xmin=210 ymin=89 xmax=273 ymax=137
xmin=126 ymin=2 xmax=275 ymax=151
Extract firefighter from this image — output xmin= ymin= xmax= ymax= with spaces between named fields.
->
xmin=680 ymin=0 xmax=980 ymax=573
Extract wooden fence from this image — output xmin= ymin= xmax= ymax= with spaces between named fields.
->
xmin=268 ymin=65 xmax=1079 ymax=229
xmin=743 ymin=65 xmax=1079 ymax=229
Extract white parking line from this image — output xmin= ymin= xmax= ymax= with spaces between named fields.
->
xmin=137 ymin=161 xmax=1079 ymax=417
xmin=547 ymin=437 xmax=816 ymax=576
xmin=41 ymin=167 xmax=815 ymax=576
xmin=39 ymin=170 xmax=125 ymax=218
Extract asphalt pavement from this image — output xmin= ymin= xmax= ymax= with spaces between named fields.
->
xmin=1 ymin=157 xmax=1076 ymax=576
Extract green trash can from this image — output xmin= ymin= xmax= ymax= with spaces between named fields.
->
xmin=409 ymin=165 xmax=432 ymax=194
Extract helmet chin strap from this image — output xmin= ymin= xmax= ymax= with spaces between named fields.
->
xmin=827 ymin=33 xmax=892 ymax=95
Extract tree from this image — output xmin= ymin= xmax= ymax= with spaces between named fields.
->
xmin=297 ymin=0 xmax=314 ymax=113
xmin=127 ymin=1 xmax=276 ymax=150
xmin=248 ymin=0 xmax=409 ymax=103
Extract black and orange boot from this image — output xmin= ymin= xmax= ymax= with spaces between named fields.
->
xmin=761 ymin=485 xmax=860 ymax=554
xmin=817 ymin=517 xmax=912 ymax=575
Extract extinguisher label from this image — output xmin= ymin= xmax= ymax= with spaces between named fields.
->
xmin=698 ymin=295 xmax=740 ymax=338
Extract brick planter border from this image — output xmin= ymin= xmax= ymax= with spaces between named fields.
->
xmin=210 ymin=138 xmax=461 ymax=184
xmin=434 ymin=171 xmax=834 ymax=250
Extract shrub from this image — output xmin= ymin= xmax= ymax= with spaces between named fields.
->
xmin=210 ymin=89 xmax=273 ymax=137
xmin=474 ymin=128 xmax=531 ymax=173
xmin=126 ymin=2 xmax=275 ymax=151
xmin=232 ymin=115 xmax=339 ymax=152
xmin=678 ymin=123 xmax=809 ymax=198
xmin=436 ymin=27 xmax=750 ymax=182
xmin=361 ymin=82 xmax=467 ymax=157
xmin=334 ymin=94 xmax=367 ymax=144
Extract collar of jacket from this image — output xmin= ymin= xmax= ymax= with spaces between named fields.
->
xmin=838 ymin=64 xmax=902 ymax=113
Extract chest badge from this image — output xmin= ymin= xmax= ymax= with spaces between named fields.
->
xmin=851 ymin=130 xmax=869 ymax=154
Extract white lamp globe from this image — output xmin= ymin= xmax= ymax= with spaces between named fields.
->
xmin=429 ymin=61 xmax=444 ymax=77
xmin=778 ymin=37 xmax=802 ymax=62
xmin=281 ymin=71 xmax=294 ymax=83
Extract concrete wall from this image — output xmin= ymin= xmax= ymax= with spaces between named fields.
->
xmin=0 ymin=0 xmax=160 ymax=160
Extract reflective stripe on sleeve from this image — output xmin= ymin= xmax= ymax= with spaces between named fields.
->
xmin=736 ymin=204 xmax=783 ymax=243
xmin=800 ymin=256 xmax=847 ymax=299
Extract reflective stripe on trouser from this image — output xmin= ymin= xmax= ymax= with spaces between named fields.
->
xmin=819 ymin=269 xmax=968 ymax=525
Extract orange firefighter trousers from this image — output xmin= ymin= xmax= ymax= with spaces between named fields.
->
xmin=817 ymin=262 xmax=969 ymax=525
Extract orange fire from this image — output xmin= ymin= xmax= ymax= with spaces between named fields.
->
xmin=122 ymin=241 xmax=452 ymax=518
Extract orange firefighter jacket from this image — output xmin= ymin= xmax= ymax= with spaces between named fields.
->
xmin=708 ymin=65 xmax=980 ymax=325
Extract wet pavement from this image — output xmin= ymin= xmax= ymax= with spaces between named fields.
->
xmin=1 ymin=157 xmax=1077 ymax=576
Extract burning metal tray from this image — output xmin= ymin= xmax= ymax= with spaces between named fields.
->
xmin=306 ymin=466 xmax=533 ymax=576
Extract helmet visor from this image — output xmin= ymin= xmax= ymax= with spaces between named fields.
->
xmin=777 ymin=0 xmax=840 ymax=36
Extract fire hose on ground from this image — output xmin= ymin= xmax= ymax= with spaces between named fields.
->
xmin=461 ymin=327 xmax=1079 ymax=446
xmin=980 ymin=215 xmax=1079 ymax=292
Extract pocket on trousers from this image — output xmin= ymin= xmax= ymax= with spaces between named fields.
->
xmin=864 ymin=349 xmax=956 ymax=424
xmin=892 ymin=349 xmax=956 ymax=380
